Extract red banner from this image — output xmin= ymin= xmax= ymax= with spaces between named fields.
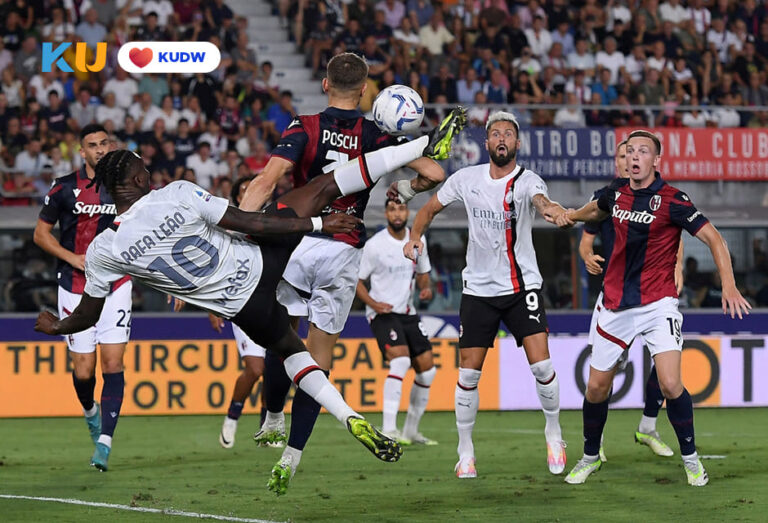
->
xmin=616 ymin=128 xmax=768 ymax=180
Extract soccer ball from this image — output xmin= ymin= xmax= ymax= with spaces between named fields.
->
xmin=372 ymin=85 xmax=425 ymax=136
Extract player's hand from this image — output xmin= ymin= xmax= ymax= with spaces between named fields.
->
xmin=167 ymin=295 xmax=186 ymax=312
xmin=34 ymin=310 xmax=60 ymax=335
xmin=386 ymin=181 xmax=402 ymax=203
xmin=372 ymin=301 xmax=393 ymax=314
xmin=419 ymin=287 xmax=433 ymax=301
xmin=208 ymin=312 xmax=225 ymax=333
xmin=721 ymin=285 xmax=752 ymax=319
xmin=556 ymin=210 xmax=575 ymax=228
xmin=674 ymin=266 xmax=684 ymax=295
xmin=321 ymin=214 xmax=361 ymax=234
xmin=584 ymin=254 xmax=604 ymax=275
xmin=404 ymin=239 xmax=423 ymax=261
xmin=70 ymin=253 xmax=86 ymax=272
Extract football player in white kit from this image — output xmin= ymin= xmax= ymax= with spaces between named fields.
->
xmin=34 ymin=109 xmax=465 ymax=491
xmin=405 ymin=111 xmax=569 ymax=478
xmin=357 ymin=198 xmax=437 ymax=446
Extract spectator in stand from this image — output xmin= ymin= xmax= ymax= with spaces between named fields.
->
xmin=47 ymin=146 xmax=71 ymax=179
xmin=428 ymin=63 xmax=458 ymax=103
xmin=514 ymin=69 xmax=543 ymax=102
xmin=419 ymin=11 xmax=455 ymax=59
xmin=756 ymin=19 xmax=768 ymax=58
xmin=180 ymin=95 xmax=207 ymax=131
xmin=335 ymin=18 xmax=365 ymax=54
xmin=231 ymin=32 xmax=259 ymax=86
xmin=406 ymin=0 xmax=433 ymax=28
xmin=367 ymin=9 xmax=395 ymax=56
xmin=157 ymin=95 xmax=181 ymax=133
xmin=75 ymin=8 xmax=107 ymax=50
xmin=565 ymin=69 xmax=592 ymax=104
xmin=733 ymin=39 xmax=764 ymax=86
xmin=474 ymin=24 xmax=506 ymax=57
xmin=103 ymin=68 xmax=138 ymax=111
xmin=134 ymin=11 xmax=169 ymax=41
xmin=14 ymin=139 xmax=47 ymax=177
xmin=71 ymin=87 xmax=97 ymax=130
xmin=155 ymin=138 xmax=186 ymax=180
xmin=173 ymin=119 xmax=196 ymax=162
xmin=517 ymin=0 xmax=546 ymax=30
xmin=129 ymin=92 xmax=165 ymax=133
xmin=217 ymin=94 xmax=243 ymax=148
xmin=28 ymin=71 xmax=64 ymax=107
xmin=707 ymin=16 xmax=740 ymax=64
xmin=473 ymin=45 xmax=501 ymax=82
xmin=457 ymin=67 xmax=482 ymax=105
xmin=143 ymin=0 xmax=175 ymax=27
xmin=552 ymin=20 xmax=575 ymax=58
xmin=197 ymin=120 xmax=228 ymax=160
xmin=554 ymin=91 xmax=586 ymax=127
xmin=306 ymin=18 xmax=335 ymax=79
xmin=348 ymin=0 xmax=375 ymax=25
xmin=187 ymin=73 xmax=219 ymax=120
xmin=138 ymin=73 xmax=169 ymax=107
xmin=244 ymin=139 xmax=270 ymax=173
xmin=266 ymin=90 xmax=296 ymax=135
xmin=144 ymin=118 xmax=170 ymax=151
xmin=681 ymin=97 xmax=710 ymax=128
xmin=3 ymin=117 xmax=28 ymax=159
xmin=512 ymin=46 xmax=543 ymax=78
xmin=637 ymin=0 xmax=663 ymax=36
xmin=595 ymin=36 xmax=625 ymax=86
xmin=393 ymin=17 xmax=422 ymax=70
xmin=591 ymin=68 xmax=618 ymax=105
xmin=1 ymin=12 xmax=25 ymax=52
xmin=1 ymin=67 xmax=24 ymax=111
xmin=2 ymin=170 xmax=36 ymax=206
xmin=96 ymin=92 xmax=126 ymax=132
xmin=660 ymin=0 xmax=689 ymax=28
xmin=185 ymin=141 xmax=219 ymax=190
xmin=360 ymin=35 xmax=392 ymax=83
xmin=688 ymin=0 xmax=712 ymax=35
xmin=116 ymin=115 xmax=139 ymax=151
xmin=42 ymin=6 xmax=74 ymax=43
xmin=481 ymin=68 xmax=508 ymax=104
xmin=217 ymin=149 xmax=242 ymax=181
xmin=711 ymin=93 xmax=741 ymax=128
xmin=205 ymin=0 xmax=234 ymax=29
xmin=0 ymin=40 xmax=11 ymax=74
xmin=541 ymin=42 xmax=569 ymax=86
xmin=407 ymin=69 xmax=429 ymax=104
xmin=40 ymin=91 xmax=73 ymax=135
xmin=376 ymin=0 xmax=406 ymax=30
xmin=670 ymin=57 xmax=697 ymax=97
xmin=13 ymin=36 xmax=40 ymax=82
xmin=538 ymin=66 xmax=564 ymax=103
xmin=634 ymin=67 xmax=665 ymax=105
xmin=741 ymin=71 xmax=768 ymax=107
xmin=524 ymin=15 xmax=552 ymax=59
xmin=567 ymin=38 xmax=596 ymax=82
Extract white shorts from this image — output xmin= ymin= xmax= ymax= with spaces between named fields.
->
xmin=591 ymin=296 xmax=683 ymax=372
xmin=58 ymin=282 xmax=133 ymax=353
xmin=587 ymin=291 xmax=603 ymax=346
xmin=277 ymin=235 xmax=362 ymax=334
xmin=232 ymin=323 xmax=266 ymax=358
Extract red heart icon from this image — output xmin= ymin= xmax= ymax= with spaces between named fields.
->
xmin=129 ymin=47 xmax=153 ymax=68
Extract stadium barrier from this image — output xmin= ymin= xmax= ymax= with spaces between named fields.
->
xmin=1 ymin=312 xmax=766 ymax=417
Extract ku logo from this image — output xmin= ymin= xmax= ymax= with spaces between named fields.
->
xmin=42 ymin=42 xmax=107 ymax=72
xmin=649 ymin=194 xmax=661 ymax=211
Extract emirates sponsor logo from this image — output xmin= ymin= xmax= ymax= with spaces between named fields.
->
xmin=612 ymin=205 xmax=656 ymax=224
xmin=73 ymin=201 xmax=116 ymax=216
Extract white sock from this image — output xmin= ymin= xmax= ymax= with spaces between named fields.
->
xmin=283 ymin=352 xmax=357 ymax=424
xmin=84 ymin=404 xmax=98 ymax=418
xmin=382 ymin=356 xmax=410 ymax=432
xmin=681 ymin=451 xmax=699 ymax=465
xmin=403 ymin=366 xmax=436 ymax=438
xmin=333 ymin=135 xmax=429 ymax=195
xmin=264 ymin=410 xmax=285 ymax=427
xmin=455 ymin=368 xmax=482 ymax=459
xmin=638 ymin=414 xmax=657 ymax=434
xmin=530 ymin=359 xmax=562 ymax=441
xmin=97 ymin=434 xmax=112 ymax=447
xmin=582 ymin=453 xmax=599 ymax=463
xmin=281 ymin=445 xmax=303 ymax=478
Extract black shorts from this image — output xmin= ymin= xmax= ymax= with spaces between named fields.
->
xmin=232 ymin=204 xmax=304 ymax=348
xmin=370 ymin=313 xmax=432 ymax=359
xmin=459 ymin=290 xmax=548 ymax=348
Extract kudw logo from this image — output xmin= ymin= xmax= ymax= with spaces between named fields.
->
xmin=42 ymin=42 xmax=107 ymax=72
xmin=117 ymin=42 xmax=221 ymax=73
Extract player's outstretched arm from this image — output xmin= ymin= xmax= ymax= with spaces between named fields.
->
xmin=695 ymin=222 xmax=752 ymax=319
xmin=578 ymin=231 xmax=605 ymax=275
xmin=34 ymin=293 xmax=105 ymax=335
xmin=532 ymin=193 xmax=569 ymax=222
xmin=405 ymin=194 xmax=444 ymax=261
xmin=238 ymin=157 xmax=294 ymax=212
xmin=217 ymin=206 xmax=360 ymax=237
xmin=555 ymin=201 xmax=609 ymax=228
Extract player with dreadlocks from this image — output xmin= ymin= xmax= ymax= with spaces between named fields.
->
xmin=34 ymin=107 xmax=466 ymax=480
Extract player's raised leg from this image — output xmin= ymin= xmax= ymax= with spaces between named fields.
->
xmin=634 ymin=365 xmax=674 ymax=456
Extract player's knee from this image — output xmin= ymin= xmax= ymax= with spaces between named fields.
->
xmin=415 ymin=366 xmax=437 ymax=387
xmin=458 ymin=367 xmax=482 ymax=390
xmin=101 ymin=360 xmax=124 ymax=374
xmin=657 ymin=375 xmax=683 ymax=399
xmin=72 ymin=367 xmax=95 ymax=381
xmin=585 ymin=380 xmax=611 ymax=403
xmin=388 ymin=356 xmax=411 ymax=379
xmin=529 ymin=358 xmax=555 ymax=384
xmin=244 ymin=357 xmax=265 ymax=379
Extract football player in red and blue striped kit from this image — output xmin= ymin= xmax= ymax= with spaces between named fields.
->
xmin=555 ymin=130 xmax=751 ymax=487
xmin=34 ymin=124 xmax=132 ymax=471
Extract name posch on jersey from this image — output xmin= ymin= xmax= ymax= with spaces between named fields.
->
xmin=119 ymin=211 xmax=187 ymax=263
xmin=321 ymin=129 xmax=359 ymax=150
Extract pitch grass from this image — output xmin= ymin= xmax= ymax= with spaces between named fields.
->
xmin=1 ymin=409 xmax=766 ymax=522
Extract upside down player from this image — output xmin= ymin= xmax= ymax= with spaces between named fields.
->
xmin=238 ymin=52 xmax=451 ymax=493
xmin=406 ymin=112 xmax=569 ymax=479
xmin=580 ymin=139 xmax=680 ymax=461
xmin=33 ymin=124 xmax=132 ymax=471
xmin=555 ymin=130 xmax=751 ymax=486
xmin=34 ymin=110 xmax=464 ymax=484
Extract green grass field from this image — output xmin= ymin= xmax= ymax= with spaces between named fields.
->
xmin=1 ymin=409 xmax=766 ymax=522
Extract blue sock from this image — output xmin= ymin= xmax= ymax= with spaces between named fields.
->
xmin=583 ymin=397 xmax=609 ymax=456
xmin=100 ymin=371 xmax=125 ymax=437
xmin=643 ymin=366 xmax=664 ymax=417
xmin=287 ymin=370 xmax=328 ymax=451
xmin=72 ymin=372 xmax=96 ymax=411
xmin=264 ymin=350 xmax=293 ymax=413
xmin=666 ymin=388 xmax=696 ymax=455
xmin=228 ymin=401 xmax=244 ymax=420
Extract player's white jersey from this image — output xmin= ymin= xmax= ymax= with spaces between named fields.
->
xmin=359 ymin=227 xmax=431 ymax=320
xmin=436 ymin=163 xmax=546 ymax=297
xmin=84 ymin=181 xmax=264 ymax=318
